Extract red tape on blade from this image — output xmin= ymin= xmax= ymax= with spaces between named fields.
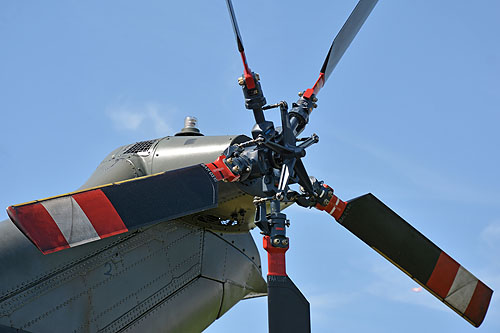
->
xmin=73 ymin=189 xmax=128 ymax=238
xmin=7 ymin=204 xmax=70 ymax=254
xmin=426 ymin=252 xmax=460 ymax=298
xmin=464 ymin=280 xmax=493 ymax=327
xmin=427 ymin=251 xmax=493 ymax=327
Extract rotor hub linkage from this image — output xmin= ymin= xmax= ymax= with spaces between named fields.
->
xmin=263 ymin=235 xmax=288 ymax=276
xmin=239 ymin=72 xmax=266 ymax=114
xmin=288 ymin=93 xmax=318 ymax=137
xmin=257 ymin=199 xmax=289 ymax=273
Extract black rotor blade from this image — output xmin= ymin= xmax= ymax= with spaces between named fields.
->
xmin=268 ymin=275 xmax=311 ymax=333
xmin=304 ymin=0 xmax=378 ymax=98
xmin=225 ymin=0 xmax=256 ymax=89
xmin=335 ymin=193 xmax=493 ymax=327
xmin=7 ymin=164 xmax=219 ymax=254
xmin=321 ymin=0 xmax=378 ymax=81
xmin=225 ymin=0 xmax=245 ymax=52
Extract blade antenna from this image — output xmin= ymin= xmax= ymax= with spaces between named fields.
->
xmin=225 ymin=0 xmax=267 ymax=124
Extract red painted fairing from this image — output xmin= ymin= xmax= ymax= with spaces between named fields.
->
xmin=303 ymin=72 xmax=325 ymax=99
xmin=206 ymin=155 xmax=240 ymax=182
xmin=239 ymin=51 xmax=256 ymax=89
xmin=315 ymin=184 xmax=346 ymax=220
xmin=263 ymin=235 xmax=288 ymax=276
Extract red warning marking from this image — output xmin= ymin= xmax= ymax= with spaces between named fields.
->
xmin=7 ymin=204 xmax=70 ymax=254
xmin=303 ymin=73 xmax=325 ymax=99
xmin=206 ymin=155 xmax=240 ymax=182
xmin=426 ymin=252 xmax=460 ymax=298
xmin=263 ymin=236 xmax=288 ymax=277
xmin=464 ymin=280 xmax=493 ymax=327
xmin=315 ymin=184 xmax=346 ymax=220
xmin=73 ymin=189 xmax=128 ymax=238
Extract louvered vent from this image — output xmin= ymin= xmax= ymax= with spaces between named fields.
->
xmin=197 ymin=215 xmax=221 ymax=224
xmin=124 ymin=140 xmax=156 ymax=154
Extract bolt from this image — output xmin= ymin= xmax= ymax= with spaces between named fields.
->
xmin=232 ymin=165 xmax=240 ymax=173
xmin=312 ymin=97 xmax=318 ymax=102
xmin=328 ymin=191 xmax=333 ymax=198
xmin=298 ymin=91 xmax=303 ymax=97
xmin=238 ymin=77 xmax=245 ymax=86
xmin=226 ymin=157 xmax=233 ymax=164
xmin=282 ymin=238 xmax=289 ymax=246
xmin=273 ymin=238 xmax=280 ymax=246
xmin=313 ymin=103 xmax=318 ymax=108
xmin=323 ymin=199 xmax=329 ymax=206
xmin=245 ymin=166 xmax=251 ymax=172
xmin=255 ymin=73 xmax=260 ymax=81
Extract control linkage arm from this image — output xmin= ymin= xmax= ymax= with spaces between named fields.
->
xmin=294 ymin=178 xmax=347 ymax=220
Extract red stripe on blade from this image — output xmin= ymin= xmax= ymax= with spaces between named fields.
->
xmin=7 ymin=204 xmax=70 ymax=254
xmin=426 ymin=252 xmax=460 ymax=298
xmin=464 ymin=280 xmax=493 ymax=327
xmin=73 ymin=189 xmax=128 ymax=238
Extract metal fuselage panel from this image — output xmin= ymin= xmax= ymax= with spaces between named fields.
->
xmin=80 ymin=135 xmax=247 ymax=189
xmin=0 ymin=217 xmax=265 ymax=332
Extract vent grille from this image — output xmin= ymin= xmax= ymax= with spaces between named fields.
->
xmin=197 ymin=215 xmax=238 ymax=226
xmin=197 ymin=215 xmax=221 ymax=224
xmin=124 ymin=140 xmax=156 ymax=154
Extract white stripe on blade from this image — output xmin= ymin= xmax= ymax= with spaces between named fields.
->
xmin=445 ymin=266 xmax=478 ymax=313
xmin=42 ymin=197 xmax=100 ymax=247
xmin=329 ymin=198 xmax=340 ymax=215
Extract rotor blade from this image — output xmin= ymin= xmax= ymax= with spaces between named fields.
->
xmin=317 ymin=192 xmax=493 ymax=327
xmin=268 ymin=275 xmax=311 ymax=333
xmin=225 ymin=0 xmax=244 ymax=52
xmin=225 ymin=0 xmax=256 ymax=89
xmin=7 ymin=164 xmax=219 ymax=254
xmin=303 ymin=0 xmax=378 ymax=99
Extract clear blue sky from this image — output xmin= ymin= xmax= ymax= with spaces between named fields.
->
xmin=1 ymin=1 xmax=499 ymax=332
